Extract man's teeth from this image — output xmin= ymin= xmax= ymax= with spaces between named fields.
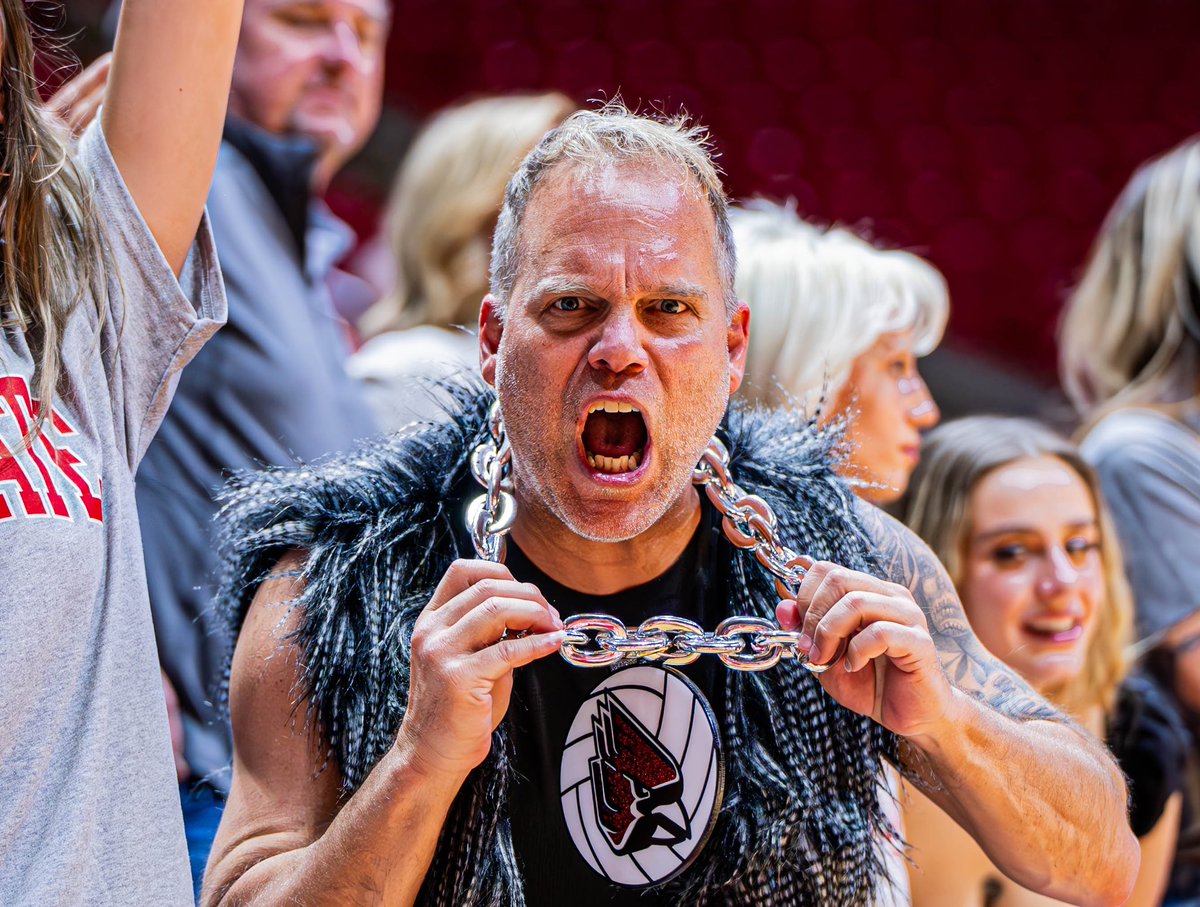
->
xmin=586 ymin=451 xmax=642 ymax=473
xmin=587 ymin=401 xmax=640 ymax=414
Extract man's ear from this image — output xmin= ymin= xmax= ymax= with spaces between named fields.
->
xmin=727 ymin=301 xmax=750 ymax=395
xmin=479 ymin=294 xmax=504 ymax=387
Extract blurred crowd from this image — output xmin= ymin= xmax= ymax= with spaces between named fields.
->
xmin=4 ymin=1 xmax=1200 ymax=905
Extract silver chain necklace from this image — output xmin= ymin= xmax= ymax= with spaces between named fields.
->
xmin=468 ymin=403 xmax=828 ymax=674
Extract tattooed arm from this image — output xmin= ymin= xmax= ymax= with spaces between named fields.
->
xmin=779 ymin=500 xmax=1137 ymax=906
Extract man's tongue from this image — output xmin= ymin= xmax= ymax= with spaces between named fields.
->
xmin=583 ymin=412 xmax=647 ymax=458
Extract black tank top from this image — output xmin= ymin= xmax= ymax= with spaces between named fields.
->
xmin=501 ymin=500 xmax=733 ymax=905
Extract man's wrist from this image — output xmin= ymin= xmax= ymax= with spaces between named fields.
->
xmin=388 ymin=732 xmax=473 ymax=795
xmin=901 ymin=687 xmax=981 ymax=769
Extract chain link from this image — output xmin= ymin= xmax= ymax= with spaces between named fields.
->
xmin=468 ymin=405 xmax=827 ymax=673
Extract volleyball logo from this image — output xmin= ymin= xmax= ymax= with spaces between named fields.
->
xmin=560 ymin=666 xmax=724 ymax=887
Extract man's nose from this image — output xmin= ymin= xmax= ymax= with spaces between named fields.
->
xmin=905 ymin=372 xmax=940 ymax=430
xmin=321 ymin=20 xmax=368 ymax=72
xmin=588 ymin=310 xmax=648 ymax=379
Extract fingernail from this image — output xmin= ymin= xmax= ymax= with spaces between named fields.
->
xmin=549 ymin=630 xmax=566 ymax=645
xmin=798 ymin=633 xmax=813 ymax=651
xmin=843 ymin=658 xmax=854 ymax=672
xmin=806 ymin=642 xmax=821 ymax=664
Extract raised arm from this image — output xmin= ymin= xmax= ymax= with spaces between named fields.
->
xmin=779 ymin=501 xmax=1138 ymax=906
xmin=102 ymin=0 xmax=243 ymax=275
xmin=204 ymin=555 xmax=564 ymax=905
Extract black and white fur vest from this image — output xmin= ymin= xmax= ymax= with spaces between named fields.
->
xmin=214 ymin=384 xmax=900 ymax=906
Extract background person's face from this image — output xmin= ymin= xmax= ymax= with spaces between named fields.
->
xmin=959 ymin=456 xmax=1104 ymax=695
xmin=230 ymin=0 xmax=389 ymax=188
xmin=830 ymin=329 xmax=939 ymax=504
xmin=482 ymin=159 xmax=748 ymax=543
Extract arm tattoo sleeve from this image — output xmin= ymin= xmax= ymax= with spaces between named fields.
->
xmin=854 ymin=499 xmax=1065 ymax=726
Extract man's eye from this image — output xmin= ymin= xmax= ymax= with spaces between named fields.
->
xmin=657 ymin=299 xmax=687 ymax=314
xmin=552 ymin=297 xmax=583 ymax=312
xmin=277 ymin=10 xmax=326 ymax=28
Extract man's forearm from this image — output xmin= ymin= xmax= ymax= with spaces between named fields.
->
xmin=908 ymin=689 xmax=1137 ymax=907
xmin=205 ymin=745 xmax=465 ymax=907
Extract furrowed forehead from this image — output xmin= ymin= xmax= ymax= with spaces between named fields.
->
xmin=253 ymin=0 xmax=391 ymax=20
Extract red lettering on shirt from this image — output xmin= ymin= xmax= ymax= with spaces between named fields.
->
xmin=0 ymin=376 xmax=104 ymax=524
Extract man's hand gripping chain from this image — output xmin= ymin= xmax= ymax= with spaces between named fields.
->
xmin=467 ymin=403 xmax=828 ymax=674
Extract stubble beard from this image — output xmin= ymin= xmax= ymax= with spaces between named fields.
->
xmin=495 ymin=360 xmax=731 ymax=545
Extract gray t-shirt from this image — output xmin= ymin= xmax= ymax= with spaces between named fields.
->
xmin=0 ymin=122 xmax=225 ymax=904
xmin=1082 ymin=407 xmax=1200 ymax=641
xmin=136 ymin=128 xmax=376 ymax=789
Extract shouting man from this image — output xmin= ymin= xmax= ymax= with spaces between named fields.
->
xmin=203 ymin=105 xmax=1137 ymax=906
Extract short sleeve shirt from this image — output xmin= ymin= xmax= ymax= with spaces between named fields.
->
xmin=0 ymin=122 xmax=225 ymax=905
xmin=1081 ymin=408 xmax=1200 ymax=640
xmin=500 ymin=501 xmax=734 ymax=905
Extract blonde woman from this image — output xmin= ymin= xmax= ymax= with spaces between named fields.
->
xmin=733 ymin=201 xmax=948 ymax=504
xmin=351 ymin=92 xmax=575 ymax=428
xmin=900 ymin=417 xmax=1186 ymax=907
xmin=1060 ymin=136 xmax=1200 ymax=901
xmin=0 ymin=1 xmax=240 ymax=903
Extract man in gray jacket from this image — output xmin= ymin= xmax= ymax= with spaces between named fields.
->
xmin=119 ymin=0 xmax=390 ymax=891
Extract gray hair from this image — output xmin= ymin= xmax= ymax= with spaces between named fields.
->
xmin=488 ymin=101 xmax=737 ymax=315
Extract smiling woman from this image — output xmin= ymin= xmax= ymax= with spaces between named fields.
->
xmin=898 ymin=416 xmax=1188 ymax=907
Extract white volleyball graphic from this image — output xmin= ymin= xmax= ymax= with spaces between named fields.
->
xmin=559 ymin=666 xmax=724 ymax=887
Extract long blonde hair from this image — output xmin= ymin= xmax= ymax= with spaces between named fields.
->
xmin=0 ymin=7 xmax=108 ymax=447
xmin=732 ymin=200 xmax=949 ymax=411
xmin=362 ymin=93 xmax=575 ymax=337
xmin=902 ymin=417 xmax=1133 ymax=715
xmin=1060 ymin=135 xmax=1200 ymax=423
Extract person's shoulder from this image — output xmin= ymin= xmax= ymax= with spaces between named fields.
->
xmin=1082 ymin=408 xmax=1200 ymax=500
xmin=1083 ymin=408 xmax=1200 ymax=467
xmin=219 ymin=384 xmax=490 ymax=539
xmin=724 ymin=402 xmax=846 ymax=493
xmin=1110 ymin=674 xmax=1192 ymax=835
xmin=349 ymin=327 xmax=478 ymax=381
xmin=1112 ymin=674 xmax=1192 ymax=758
xmin=73 ymin=119 xmax=138 ymax=229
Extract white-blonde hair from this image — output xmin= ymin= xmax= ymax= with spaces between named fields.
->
xmin=490 ymin=100 xmax=737 ymax=316
xmin=733 ymin=200 xmax=949 ymax=410
xmin=1060 ymin=135 xmax=1200 ymax=421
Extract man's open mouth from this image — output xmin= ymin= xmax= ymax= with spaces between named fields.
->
xmin=582 ymin=401 xmax=648 ymax=474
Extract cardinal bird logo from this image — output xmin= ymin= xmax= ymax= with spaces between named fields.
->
xmin=589 ymin=692 xmax=691 ymax=855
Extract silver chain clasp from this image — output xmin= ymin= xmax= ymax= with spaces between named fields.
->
xmin=468 ymin=415 xmax=827 ymax=674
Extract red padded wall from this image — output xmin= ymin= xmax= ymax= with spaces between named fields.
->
xmin=372 ymin=0 xmax=1200 ymax=379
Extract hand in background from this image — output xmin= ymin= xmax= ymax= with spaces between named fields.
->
xmin=46 ymin=53 xmax=110 ymax=137
xmin=161 ymin=669 xmax=190 ymax=783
